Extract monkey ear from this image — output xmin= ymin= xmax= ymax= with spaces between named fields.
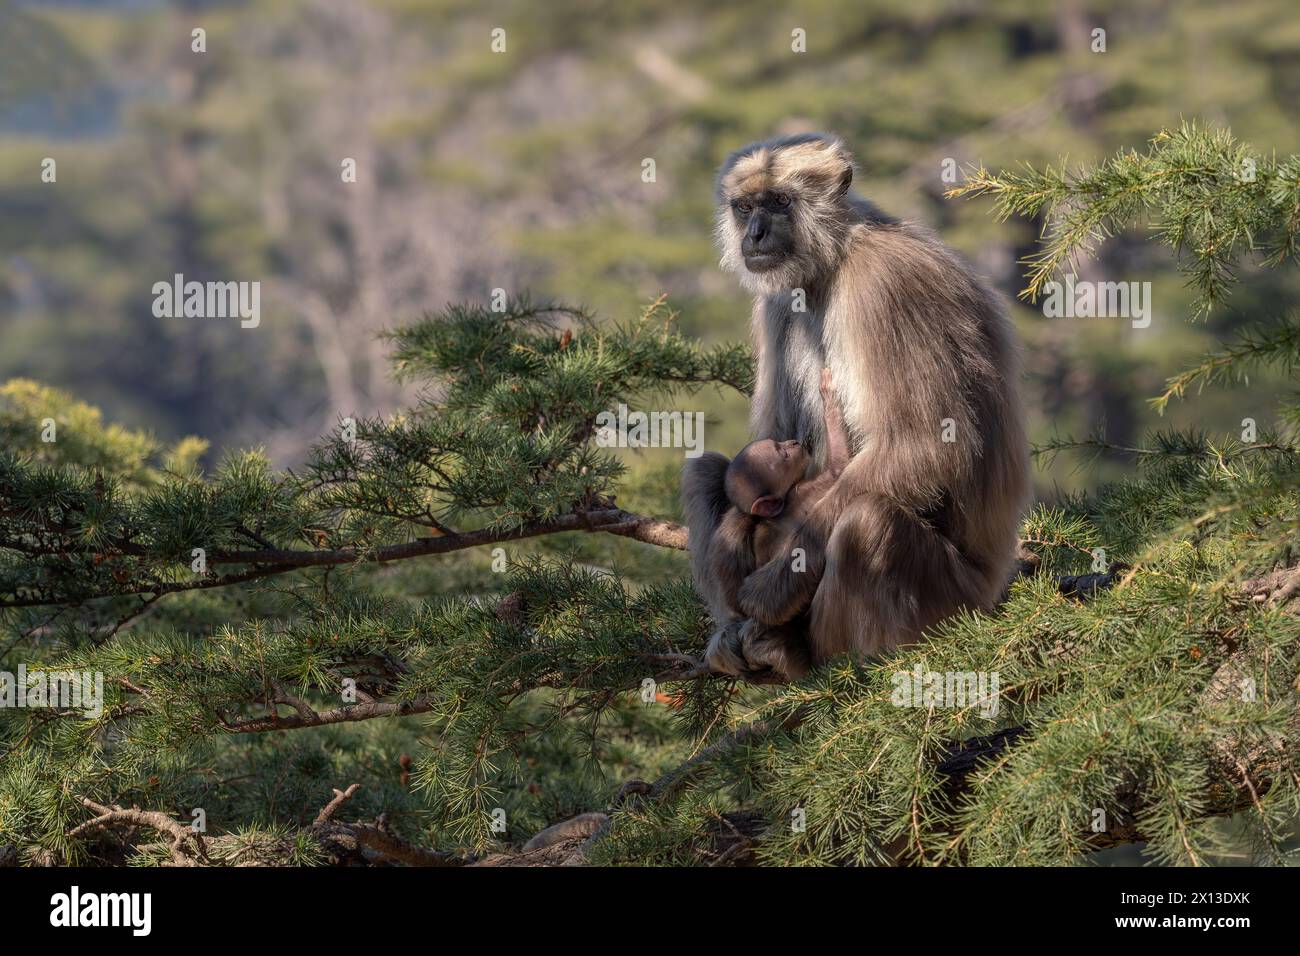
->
xmin=834 ymin=162 xmax=853 ymax=198
xmin=750 ymin=495 xmax=785 ymax=519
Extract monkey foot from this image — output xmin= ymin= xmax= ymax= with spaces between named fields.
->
xmin=704 ymin=619 xmax=810 ymax=684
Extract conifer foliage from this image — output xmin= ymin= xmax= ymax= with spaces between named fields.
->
xmin=2 ymin=126 xmax=1298 ymax=866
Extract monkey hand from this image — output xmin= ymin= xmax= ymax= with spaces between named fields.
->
xmin=737 ymin=556 xmax=820 ymax=625
xmin=705 ymin=619 xmax=809 ymax=683
xmin=704 ymin=621 xmax=752 ymax=677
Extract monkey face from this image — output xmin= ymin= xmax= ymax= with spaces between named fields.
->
xmin=732 ymin=192 xmax=796 ymax=273
xmin=765 ymin=438 xmax=808 ymax=493
xmin=715 ymin=134 xmax=857 ymax=294
xmin=727 ymin=438 xmax=807 ymax=517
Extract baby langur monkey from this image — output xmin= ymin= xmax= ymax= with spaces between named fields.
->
xmin=710 ymin=368 xmax=851 ymax=618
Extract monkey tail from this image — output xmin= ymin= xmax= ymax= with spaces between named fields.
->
xmin=681 ymin=451 xmax=735 ymax=622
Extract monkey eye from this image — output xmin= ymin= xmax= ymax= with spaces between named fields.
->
xmin=774 ymin=193 xmax=791 ymax=207
xmin=735 ymin=200 xmax=753 ymax=214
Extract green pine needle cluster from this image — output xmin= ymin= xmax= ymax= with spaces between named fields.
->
xmin=951 ymin=121 xmax=1300 ymax=315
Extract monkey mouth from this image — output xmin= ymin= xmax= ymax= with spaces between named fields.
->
xmin=743 ymin=253 xmax=784 ymax=273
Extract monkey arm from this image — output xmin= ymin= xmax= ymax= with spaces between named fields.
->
xmin=709 ymin=511 xmax=758 ymax=616
xmin=681 ymin=452 xmax=737 ymax=623
xmin=820 ymin=368 xmax=851 ymax=476
xmin=735 ymin=522 xmax=827 ymax=626
xmin=705 ymin=617 xmax=811 ymax=682
xmin=746 ymin=298 xmax=781 ymax=441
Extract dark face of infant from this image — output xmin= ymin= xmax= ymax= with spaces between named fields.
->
xmin=724 ymin=438 xmax=807 ymax=519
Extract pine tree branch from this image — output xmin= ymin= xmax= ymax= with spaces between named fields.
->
xmin=579 ymin=603 xmax=1294 ymax=866
xmin=0 ymin=508 xmax=688 ymax=608
xmin=902 ymin=637 xmax=1296 ymax=862
xmin=67 ymin=798 xmax=209 ymax=866
xmin=222 ymin=696 xmax=440 ymax=733
xmin=216 ymin=653 xmax=706 ymax=734
xmin=68 ymin=786 xmax=464 ymax=867
xmin=204 ymin=508 xmax=685 ymax=566
xmin=309 ymin=785 xmax=465 ymax=866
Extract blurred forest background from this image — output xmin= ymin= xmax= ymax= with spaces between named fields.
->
xmin=3 ymin=0 xmax=1298 ymax=492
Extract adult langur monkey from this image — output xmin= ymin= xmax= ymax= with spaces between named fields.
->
xmin=683 ymin=133 xmax=1030 ymax=681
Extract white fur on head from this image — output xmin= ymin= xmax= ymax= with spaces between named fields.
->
xmin=714 ymin=134 xmax=857 ymax=294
